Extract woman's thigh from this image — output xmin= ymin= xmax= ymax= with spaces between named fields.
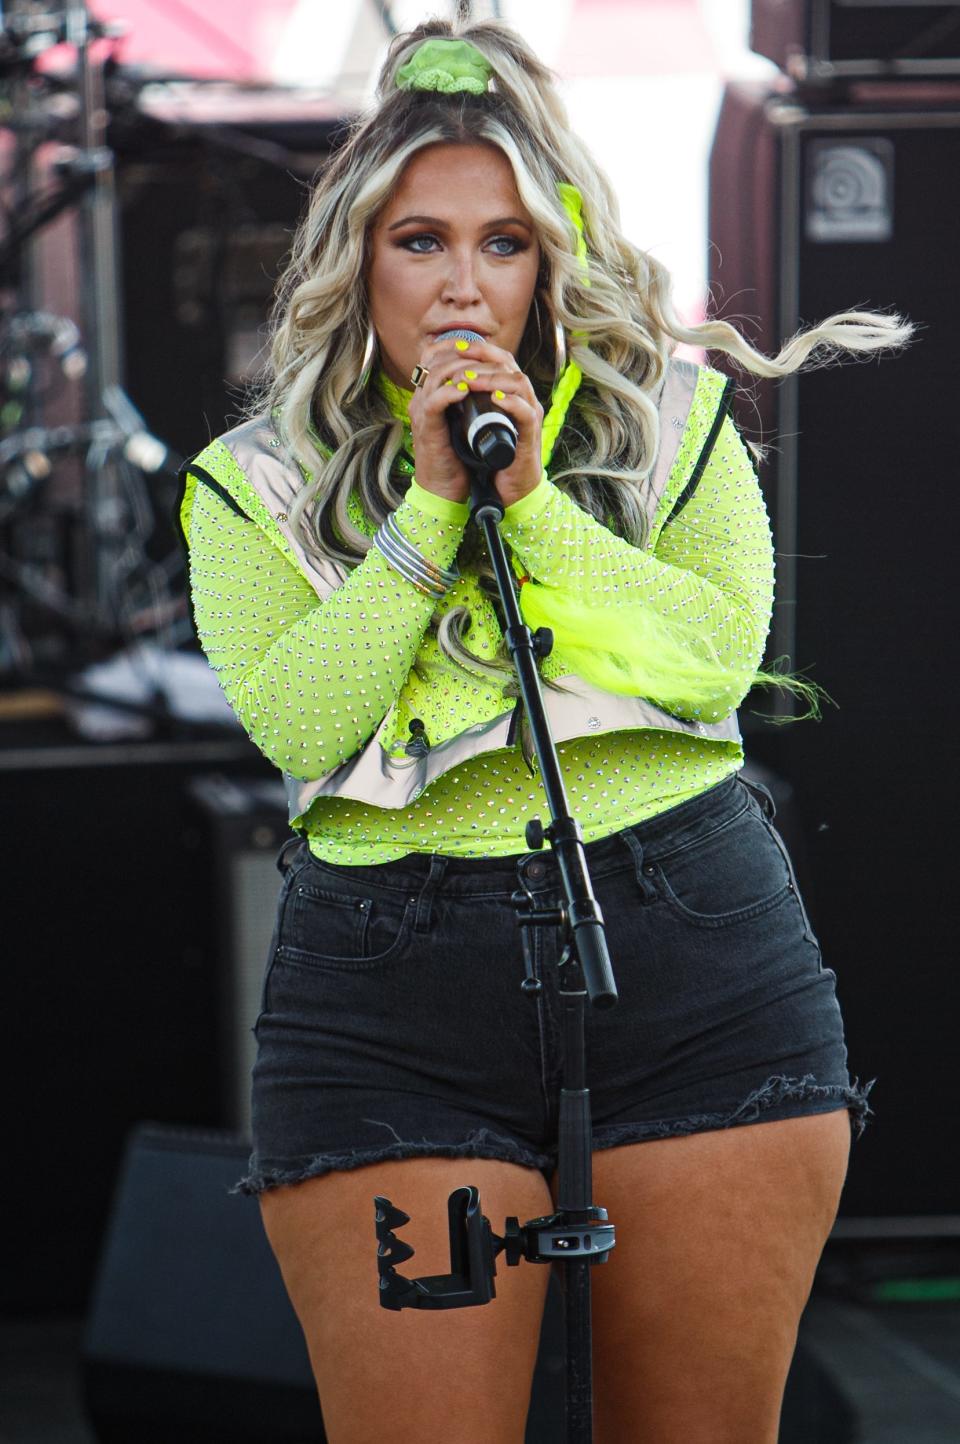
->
xmin=259 ymin=1155 xmax=553 ymax=1444
xmin=584 ymin=1108 xmax=852 ymax=1444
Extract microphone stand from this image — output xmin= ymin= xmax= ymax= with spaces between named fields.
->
xmin=374 ymin=455 xmax=620 ymax=1443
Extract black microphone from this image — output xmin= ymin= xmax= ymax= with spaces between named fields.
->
xmin=436 ymin=327 xmax=518 ymax=472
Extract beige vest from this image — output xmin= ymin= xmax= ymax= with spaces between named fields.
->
xmin=200 ymin=358 xmax=741 ymax=822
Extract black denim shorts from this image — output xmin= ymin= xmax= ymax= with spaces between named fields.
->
xmin=238 ymin=772 xmax=872 ymax=1195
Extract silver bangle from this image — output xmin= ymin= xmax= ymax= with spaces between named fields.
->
xmin=383 ymin=513 xmax=460 ymax=585
xmin=373 ymin=530 xmax=445 ymax=599
xmin=372 ymin=514 xmax=460 ymax=599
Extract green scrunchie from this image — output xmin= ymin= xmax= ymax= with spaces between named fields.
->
xmin=395 ymin=38 xmax=492 ymax=95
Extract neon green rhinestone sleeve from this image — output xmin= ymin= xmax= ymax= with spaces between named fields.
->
xmin=500 ymin=415 xmax=774 ymax=719
xmin=185 ymin=413 xmax=770 ymax=861
xmin=186 ymin=483 xmax=469 ymax=777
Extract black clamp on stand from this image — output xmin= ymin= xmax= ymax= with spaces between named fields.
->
xmin=374 ymin=425 xmax=620 ymax=1442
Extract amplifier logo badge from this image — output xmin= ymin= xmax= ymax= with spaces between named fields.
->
xmin=806 ymin=139 xmax=894 ymax=243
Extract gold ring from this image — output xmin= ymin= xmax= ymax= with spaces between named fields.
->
xmin=410 ymin=364 xmax=430 ymax=389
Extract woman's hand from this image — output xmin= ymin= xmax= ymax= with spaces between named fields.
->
xmin=406 ymin=336 xmax=543 ymax=507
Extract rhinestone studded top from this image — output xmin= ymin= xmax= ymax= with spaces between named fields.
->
xmin=185 ymin=377 xmax=773 ymax=863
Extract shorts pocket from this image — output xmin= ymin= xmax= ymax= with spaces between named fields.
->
xmin=757 ymin=813 xmax=822 ymax=951
xmin=254 ymin=861 xmax=302 ymax=1032
xmin=651 ymin=794 xmax=792 ymax=929
xmin=276 ymin=875 xmax=414 ymax=972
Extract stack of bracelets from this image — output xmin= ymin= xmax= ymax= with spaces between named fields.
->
xmin=372 ymin=512 xmax=461 ymax=600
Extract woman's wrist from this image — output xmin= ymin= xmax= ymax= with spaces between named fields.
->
xmin=407 ymin=476 xmax=471 ymax=524
xmin=500 ymin=471 xmax=550 ymax=520
xmin=372 ymin=511 xmax=460 ymax=599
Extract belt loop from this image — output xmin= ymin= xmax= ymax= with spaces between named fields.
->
xmin=276 ymin=835 xmax=303 ymax=874
xmin=617 ymin=826 xmax=657 ymax=903
xmin=412 ymin=854 xmax=448 ymax=933
xmin=618 ymin=826 xmax=644 ymax=880
xmin=741 ymin=773 xmax=777 ymax=820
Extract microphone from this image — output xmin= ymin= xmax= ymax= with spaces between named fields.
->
xmin=435 ymin=328 xmax=518 ymax=472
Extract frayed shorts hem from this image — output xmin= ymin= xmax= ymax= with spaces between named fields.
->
xmin=234 ymin=1074 xmax=874 ymax=1197
xmin=232 ymin=1128 xmax=555 ymax=1197
xmin=591 ymin=1074 xmax=874 ymax=1153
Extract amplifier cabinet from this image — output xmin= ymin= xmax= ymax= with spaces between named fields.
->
xmin=709 ymin=82 xmax=960 ymax=1216
xmin=751 ymin=1 xmax=960 ymax=81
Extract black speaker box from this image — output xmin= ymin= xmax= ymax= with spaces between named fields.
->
xmin=751 ymin=0 xmax=960 ymax=82
xmin=0 ymin=729 xmax=271 ymax=1312
xmin=709 ymin=81 xmax=960 ymax=1216
xmin=185 ymin=773 xmax=290 ymax=1134
xmin=108 ymin=91 xmax=345 ymax=463
xmin=80 ymin=1124 xmax=568 ymax=1444
xmin=81 ymin=1124 xmax=322 ymax=1443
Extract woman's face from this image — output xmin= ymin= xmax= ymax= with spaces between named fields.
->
xmin=367 ymin=141 xmax=541 ymax=388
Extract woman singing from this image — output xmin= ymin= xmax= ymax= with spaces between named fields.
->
xmin=179 ymin=19 xmax=912 ymax=1443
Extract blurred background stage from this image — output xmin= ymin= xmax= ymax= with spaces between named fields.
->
xmin=2 ymin=1 xmax=959 ymax=1440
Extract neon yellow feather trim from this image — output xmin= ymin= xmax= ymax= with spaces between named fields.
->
xmin=517 ymin=580 xmax=824 ymax=722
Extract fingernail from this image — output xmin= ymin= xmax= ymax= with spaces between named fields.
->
xmin=444 ymin=378 xmax=454 ymax=385
xmin=455 ymin=340 xmax=469 ymax=352
xmin=464 ymin=370 xmax=477 ymax=380
xmin=456 ymin=381 xmax=469 ymax=391
xmin=494 ymin=390 xmax=505 ymax=400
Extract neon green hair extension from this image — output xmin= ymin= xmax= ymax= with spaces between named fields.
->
xmin=556 ymin=182 xmax=590 ymax=288
xmin=517 ymin=580 xmax=824 ymax=721
xmin=541 ymin=186 xmax=589 ymax=468
xmin=541 ymin=358 xmax=583 ymax=469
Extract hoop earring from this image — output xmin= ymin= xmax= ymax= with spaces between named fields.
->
xmin=538 ymin=292 xmax=567 ymax=391
xmin=346 ymin=322 xmax=377 ymax=403
xmin=552 ymin=312 xmax=567 ymax=389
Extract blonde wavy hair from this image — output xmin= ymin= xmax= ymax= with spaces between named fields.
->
xmin=258 ymin=15 xmax=913 ymax=693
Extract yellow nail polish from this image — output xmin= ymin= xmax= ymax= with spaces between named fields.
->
xmin=494 ymin=389 xmax=505 ymax=400
xmin=464 ymin=370 xmax=477 ymax=380
xmin=455 ymin=340 xmax=469 ymax=352
xmin=456 ymin=381 xmax=469 ymax=391
xmin=444 ymin=378 xmax=454 ymax=385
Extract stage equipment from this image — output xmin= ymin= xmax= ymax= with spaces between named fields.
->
xmin=0 ymin=5 xmax=346 ymax=686
xmin=81 ymin=1123 xmax=323 ymax=1443
xmin=372 ymin=328 xmax=616 ymax=1444
xmin=708 ymin=78 xmax=960 ymax=1216
xmin=109 ymin=83 xmax=345 ymax=463
xmin=186 ymin=773 xmax=290 ymax=1133
xmin=82 ymin=1123 xmax=568 ymax=1444
xmin=751 ymin=0 xmax=960 ymax=83
xmin=1 ymin=728 xmax=271 ymax=1313
xmin=0 ymin=2 xmax=187 ymax=680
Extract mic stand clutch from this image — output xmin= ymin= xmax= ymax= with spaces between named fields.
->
xmin=374 ymin=461 xmax=619 ymax=1443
